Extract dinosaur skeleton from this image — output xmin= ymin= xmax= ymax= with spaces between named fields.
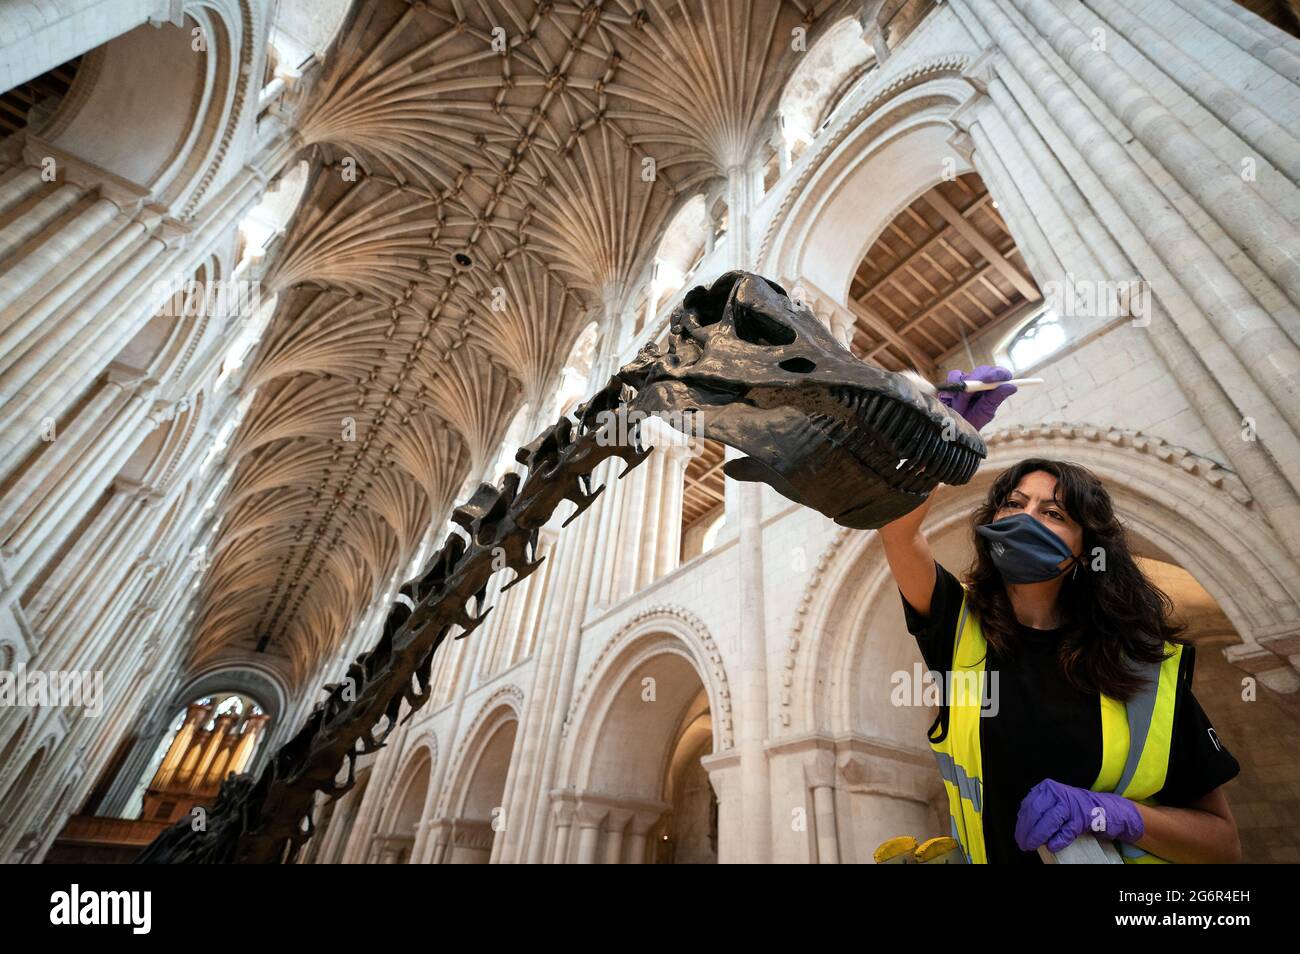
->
xmin=136 ymin=271 xmax=985 ymax=864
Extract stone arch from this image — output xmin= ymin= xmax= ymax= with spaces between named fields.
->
xmin=0 ymin=734 xmax=55 ymax=822
xmin=171 ymin=661 xmax=288 ymax=731
xmin=759 ymin=56 xmax=974 ymax=293
xmin=553 ymin=606 xmax=728 ymax=863
xmin=562 ymin=604 xmax=733 ymax=765
xmin=437 ymin=686 xmax=522 ymax=863
xmin=35 ymin=2 xmax=256 ymax=216
xmin=792 ymin=421 xmax=1300 ymax=742
xmin=778 ymin=15 xmax=876 ymax=148
xmin=373 ymin=743 xmax=436 ymax=864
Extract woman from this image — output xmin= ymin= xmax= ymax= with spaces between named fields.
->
xmin=878 ymin=366 xmax=1242 ymax=864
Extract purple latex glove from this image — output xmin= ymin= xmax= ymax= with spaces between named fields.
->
xmin=1015 ymin=779 xmax=1145 ymax=854
xmin=938 ymin=364 xmax=1017 ymax=432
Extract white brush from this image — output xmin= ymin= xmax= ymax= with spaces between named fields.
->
xmin=900 ymin=369 xmax=1044 ymax=395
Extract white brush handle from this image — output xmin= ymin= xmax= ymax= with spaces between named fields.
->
xmin=951 ymin=376 xmax=1043 ymax=393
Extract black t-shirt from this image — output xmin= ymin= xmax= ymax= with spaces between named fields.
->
xmin=899 ymin=560 xmax=1240 ymax=864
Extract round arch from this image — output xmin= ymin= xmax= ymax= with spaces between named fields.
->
xmin=373 ymin=746 xmax=435 ymax=863
xmin=759 ymin=59 xmax=975 ymax=298
xmin=558 ymin=605 xmax=732 ymax=795
xmin=793 ymin=423 xmax=1300 ymax=739
xmin=37 ymin=2 xmax=256 ymax=217
xmin=441 ymin=686 xmax=523 ymax=823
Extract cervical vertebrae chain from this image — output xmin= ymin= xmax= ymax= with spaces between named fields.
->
xmin=136 ymin=271 xmax=983 ymax=864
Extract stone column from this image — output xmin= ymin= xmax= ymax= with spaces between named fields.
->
xmin=0 ymin=372 xmax=131 ymax=533
xmin=573 ymin=800 xmax=606 ymax=864
xmin=828 ymin=307 xmax=855 ymax=350
xmin=654 ymin=437 xmax=692 ymax=578
xmin=610 ymin=453 xmax=648 ymax=602
xmin=602 ymin=808 xmax=632 ymax=864
xmin=948 ymin=33 xmax=1300 ymax=560
xmin=3 ymin=381 xmax=163 ymax=597
xmin=1013 ymin=0 xmax=1300 ymax=310
xmin=957 ymin=0 xmax=1300 ymax=445
xmin=734 ymin=472 xmax=772 ymax=863
xmin=512 ymin=461 xmax=624 ymax=863
xmin=1180 ymin=0 xmax=1300 ymax=82
xmin=1086 ymin=0 xmax=1300 ymax=182
xmin=625 ymin=807 xmax=664 ymax=864
xmin=549 ymin=796 xmax=576 ymax=864
xmin=593 ymin=458 xmax=626 ymax=607
xmin=426 ymin=819 xmax=453 ymax=864
xmin=634 ymin=444 xmax=666 ymax=591
xmin=805 ymin=749 xmax=840 ymax=864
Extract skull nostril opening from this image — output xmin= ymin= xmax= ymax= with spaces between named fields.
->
xmin=733 ymin=304 xmax=797 ymax=346
xmin=779 ymin=357 xmax=816 ymax=373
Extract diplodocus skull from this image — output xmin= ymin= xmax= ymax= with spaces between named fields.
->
xmin=618 ymin=270 xmax=987 ymax=529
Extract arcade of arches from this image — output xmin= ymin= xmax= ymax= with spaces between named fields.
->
xmin=1 ymin=0 xmax=1299 ymax=864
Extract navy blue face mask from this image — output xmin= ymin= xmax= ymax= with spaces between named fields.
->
xmin=975 ymin=511 xmax=1081 ymax=583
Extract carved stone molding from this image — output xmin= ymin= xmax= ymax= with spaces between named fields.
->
xmin=758 ymin=54 xmax=972 ymax=264
xmin=563 ymin=602 xmax=733 ymax=750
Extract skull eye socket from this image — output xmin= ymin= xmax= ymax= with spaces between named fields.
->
xmin=779 ymin=357 xmax=816 ymax=373
xmin=733 ymin=303 xmax=797 ymax=347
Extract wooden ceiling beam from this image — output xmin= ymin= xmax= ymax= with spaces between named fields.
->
xmin=855 ymin=193 xmax=992 ymax=300
xmin=844 ymin=296 xmax=938 ymax=373
xmin=923 ymin=191 xmax=1041 ymax=302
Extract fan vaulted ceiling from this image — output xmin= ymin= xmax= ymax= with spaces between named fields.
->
xmin=193 ymin=0 xmax=839 ymax=690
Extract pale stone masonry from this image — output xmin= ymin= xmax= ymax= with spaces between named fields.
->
xmin=0 ymin=0 xmax=1297 ymax=864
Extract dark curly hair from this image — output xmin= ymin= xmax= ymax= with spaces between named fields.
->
xmin=962 ymin=457 xmax=1187 ymax=701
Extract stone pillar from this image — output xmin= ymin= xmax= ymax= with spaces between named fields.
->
xmin=625 ymin=807 xmax=664 ymax=865
xmin=602 ymin=808 xmax=632 ymax=864
xmin=574 ymin=800 xmax=606 ymax=864
xmin=946 ymin=28 xmax=1300 ymax=561
xmin=549 ymin=795 xmax=576 ymax=863
xmin=4 ymin=391 xmax=166 ymax=601
xmin=1085 ymin=0 xmax=1299 ymax=182
xmin=610 ymin=454 xmax=648 ymax=602
xmin=634 ymin=444 xmax=666 ymax=591
xmin=425 ymin=818 xmax=453 ymax=864
xmin=0 ymin=373 xmax=131 ymax=533
xmin=701 ymin=751 xmax=742 ymax=864
xmin=805 ymin=749 xmax=840 ymax=864
xmin=956 ymin=0 xmax=1300 ymax=450
xmin=734 ymin=471 xmax=773 ymax=863
xmin=655 ymin=437 xmax=692 ymax=578
xmin=828 ymin=307 xmax=856 ymax=350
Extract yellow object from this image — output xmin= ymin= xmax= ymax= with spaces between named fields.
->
xmin=873 ymin=835 xmax=918 ymax=863
xmin=927 ymin=583 xmax=1183 ymax=864
xmin=914 ymin=836 xmax=964 ymax=863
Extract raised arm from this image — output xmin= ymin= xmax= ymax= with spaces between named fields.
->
xmin=878 ymin=487 xmax=940 ymax=618
xmin=878 ymin=364 xmax=1017 ymax=617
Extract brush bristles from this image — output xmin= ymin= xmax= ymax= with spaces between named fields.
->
xmin=900 ymin=369 xmax=937 ymax=396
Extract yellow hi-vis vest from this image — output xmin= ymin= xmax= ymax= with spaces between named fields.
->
xmin=927 ymin=583 xmax=1183 ymax=864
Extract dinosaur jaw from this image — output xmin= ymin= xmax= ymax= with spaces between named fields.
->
xmin=619 ymin=270 xmax=986 ymax=530
xmin=631 ymin=377 xmax=983 ymax=529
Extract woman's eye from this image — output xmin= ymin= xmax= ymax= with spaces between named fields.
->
xmin=1046 ymin=510 xmax=1063 ymax=520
